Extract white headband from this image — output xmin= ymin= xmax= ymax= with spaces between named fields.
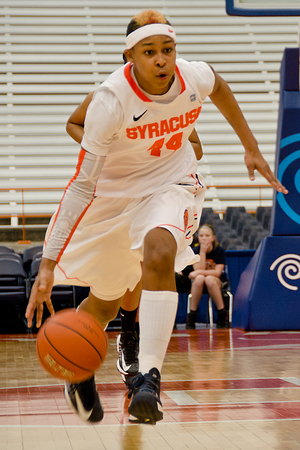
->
xmin=125 ymin=23 xmax=176 ymax=50
xmin=200 ymin=225 xmax=214 ymax=232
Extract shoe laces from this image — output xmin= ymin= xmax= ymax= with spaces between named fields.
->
xmin=127 ymin=369 xmax=160 ymax=399
xmin=67 ymin=377 xmax=95 ymax=396
xmin=120 ymin=332 xmax=138 ymax=363
xmin=127 ymin=373 xmax=144 ymax=399
xmin=142 ymin=371 xmax=160 ymax=395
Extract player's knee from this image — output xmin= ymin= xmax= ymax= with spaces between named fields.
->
xmin=99 ymin=304 xmax=120 ymax=324
xmin=143 ymin=228 xmax=177 ymax=274
xmin=85 ymin=293 xmax=122 ymax=325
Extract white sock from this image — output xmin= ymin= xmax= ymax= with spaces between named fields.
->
xmin=138 ymin=290 xmax=178 ymax=374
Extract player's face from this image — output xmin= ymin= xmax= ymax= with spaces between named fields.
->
xmin=125 ymin=35 xmax=176 ymax=95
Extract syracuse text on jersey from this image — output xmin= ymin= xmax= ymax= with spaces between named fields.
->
xmin=126 ymin=106 xmax=202 ymax=140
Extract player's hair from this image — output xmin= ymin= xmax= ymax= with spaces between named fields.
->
xmin=126 ymin=10 xmax=171 ymax=36
xmin=199 ymin=224 xmax=219 ymax=250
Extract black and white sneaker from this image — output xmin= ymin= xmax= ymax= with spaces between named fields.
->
xmin=128 ymin=367 xmax=163 ymax=424
xmin=117 ymin=331 xmax=139 ymax=382
xmin=64 ymin=376 xmax=103 ymax=422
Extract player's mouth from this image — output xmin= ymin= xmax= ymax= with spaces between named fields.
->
xmin=157 ymin=72 xmax=168 ymax=80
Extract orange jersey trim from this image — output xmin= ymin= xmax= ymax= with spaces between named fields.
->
xmin=175 ymin=65 xmax=186 ymax=94
xmin=124 ymin=63 xmax=152 ymax=102
xmin=124 ymin=63 xmax=186 ymax=101
xmin=46 ymin=148 xmax=95 ymax=263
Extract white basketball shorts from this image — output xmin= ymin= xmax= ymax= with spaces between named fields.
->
xmin=47 ymin=173 xmax=206 ymax=300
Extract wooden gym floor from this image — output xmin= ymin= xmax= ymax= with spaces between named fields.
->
xmin=1 ymin=328 xmax=300 ymax=450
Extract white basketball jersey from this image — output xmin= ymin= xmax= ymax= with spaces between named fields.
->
xmin=81 ymin=58 xmax=215 ymax=198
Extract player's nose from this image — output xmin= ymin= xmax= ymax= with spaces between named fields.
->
xmin=155 ymin=53 xmax=166 ymax=67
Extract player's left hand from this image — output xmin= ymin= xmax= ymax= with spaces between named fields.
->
xmin=25 ymin=258 xmax=56 ymax=328
xmin=244 ymin=149 xmax=288 ymax=194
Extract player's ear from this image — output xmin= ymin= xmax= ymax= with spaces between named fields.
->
xmin=124 ymin=49 xmax=134 ymax=63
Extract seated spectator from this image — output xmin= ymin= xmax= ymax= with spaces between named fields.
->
xmin=186 ymin=224 xmax=229 ymax=329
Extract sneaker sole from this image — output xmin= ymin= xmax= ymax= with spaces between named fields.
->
xmin=116 ymin=334 xmax=121 ymax=352
xmin=64 ymin=385 xmax=78 ymax=415
xmin=64 ymin=384 xmax=104 ymax=423
xmin=128 ymin=392 xmax=163 ymax=424
xmin=116 ymin=334 xmax=127 ymax=380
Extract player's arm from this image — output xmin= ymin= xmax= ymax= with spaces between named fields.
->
xmin=25 ymin=150 xmax=105 ymax=328
xmin=209 ymin=70 xmax=288 ymax=194
xmin=27 ymin=90 xmax=120 ymax=328
xmin=27 ymin=91 xmax=95 ymax=328
xmin=188 ymin=128 xmax=203 ymax=160
xmin=66 ymin=91 xmax=95 ymax=144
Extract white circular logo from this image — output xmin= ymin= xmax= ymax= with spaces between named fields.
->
xmin=270 ymin=254 xmax=300 ymax=291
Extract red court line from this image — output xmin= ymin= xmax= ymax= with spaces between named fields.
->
xmin=167 ymin=329 xmax=300 ymax=353
xmin=0 ymin=377 xmax=297 ymax=398
xmin=0 ymin=378 xmax=300 ymax=426
xmin=161 ymin=378 xmax=299 ymax=390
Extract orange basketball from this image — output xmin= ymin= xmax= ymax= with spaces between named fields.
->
xmin=36 ymin=309 xmax=108 ymax=382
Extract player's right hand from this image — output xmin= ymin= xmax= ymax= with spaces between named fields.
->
xmin=25 ymin=258 xmax=56 ymax=328
xmin=244 ymin=148 xmax=288 ymax=194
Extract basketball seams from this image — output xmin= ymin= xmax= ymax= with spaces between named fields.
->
xmin=72 ymin=310 xmax=108 ymax=348
xmin=36 ymin=310 xmax=108 ymax=381
xmin=47 ymin=313 xmax=107 ymax=363
xmin=42 ymin=325 xmax=95 ymax=372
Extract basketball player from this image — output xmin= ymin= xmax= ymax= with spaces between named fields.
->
xmin=26 ymin=9 xmax=287 ymax=424
xmin=65 ymin=91 xmax=203 ymax=384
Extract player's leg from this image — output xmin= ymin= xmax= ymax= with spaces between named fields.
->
xmin=128 ymin=227 xmax=178 ymax=424
xmin=65 ymin=291 xmax=123 ymax=423
xmin=47 ymin=195 xmax=143 ymax=421
xmin=186 ymin=274 xmax=205 ymax=329
xmin=127 ymin=178 xmax=205 ymax=423
xmin=78 ymin=290 xmax=122 ymax=328
xmin=121 ymin=283 xmax=140 ymax=337
xmin=117 ymin=279 xmax=142 ymax=382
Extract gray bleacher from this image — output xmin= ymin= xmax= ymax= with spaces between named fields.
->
xmin=1 ymin=0 xmax=298 ymax=221
xmin=199 ymin=206 xmax=272 ymax=250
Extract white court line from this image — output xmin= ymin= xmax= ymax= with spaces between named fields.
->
xmin=239 ymin=337 xmax=300 ymax=341
xmin=171 ymin=333 xmax=187 ymax=337
xmin=0 ymin=338 xmax=36 ymax=341
xmin=164 ymin=390 xmax=300 ymax=406
xmin=233 ymin=344 xmax=300 ymax=350
xmin=164 ymin=391 xmax=199 ymax=405
xmin=280 ymin=377 xmax=300 ymax=386
xmin=244 ymin=331 xmax=300 ymax=335
xmin=0 ymin=417 xmax=300 ymax=428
